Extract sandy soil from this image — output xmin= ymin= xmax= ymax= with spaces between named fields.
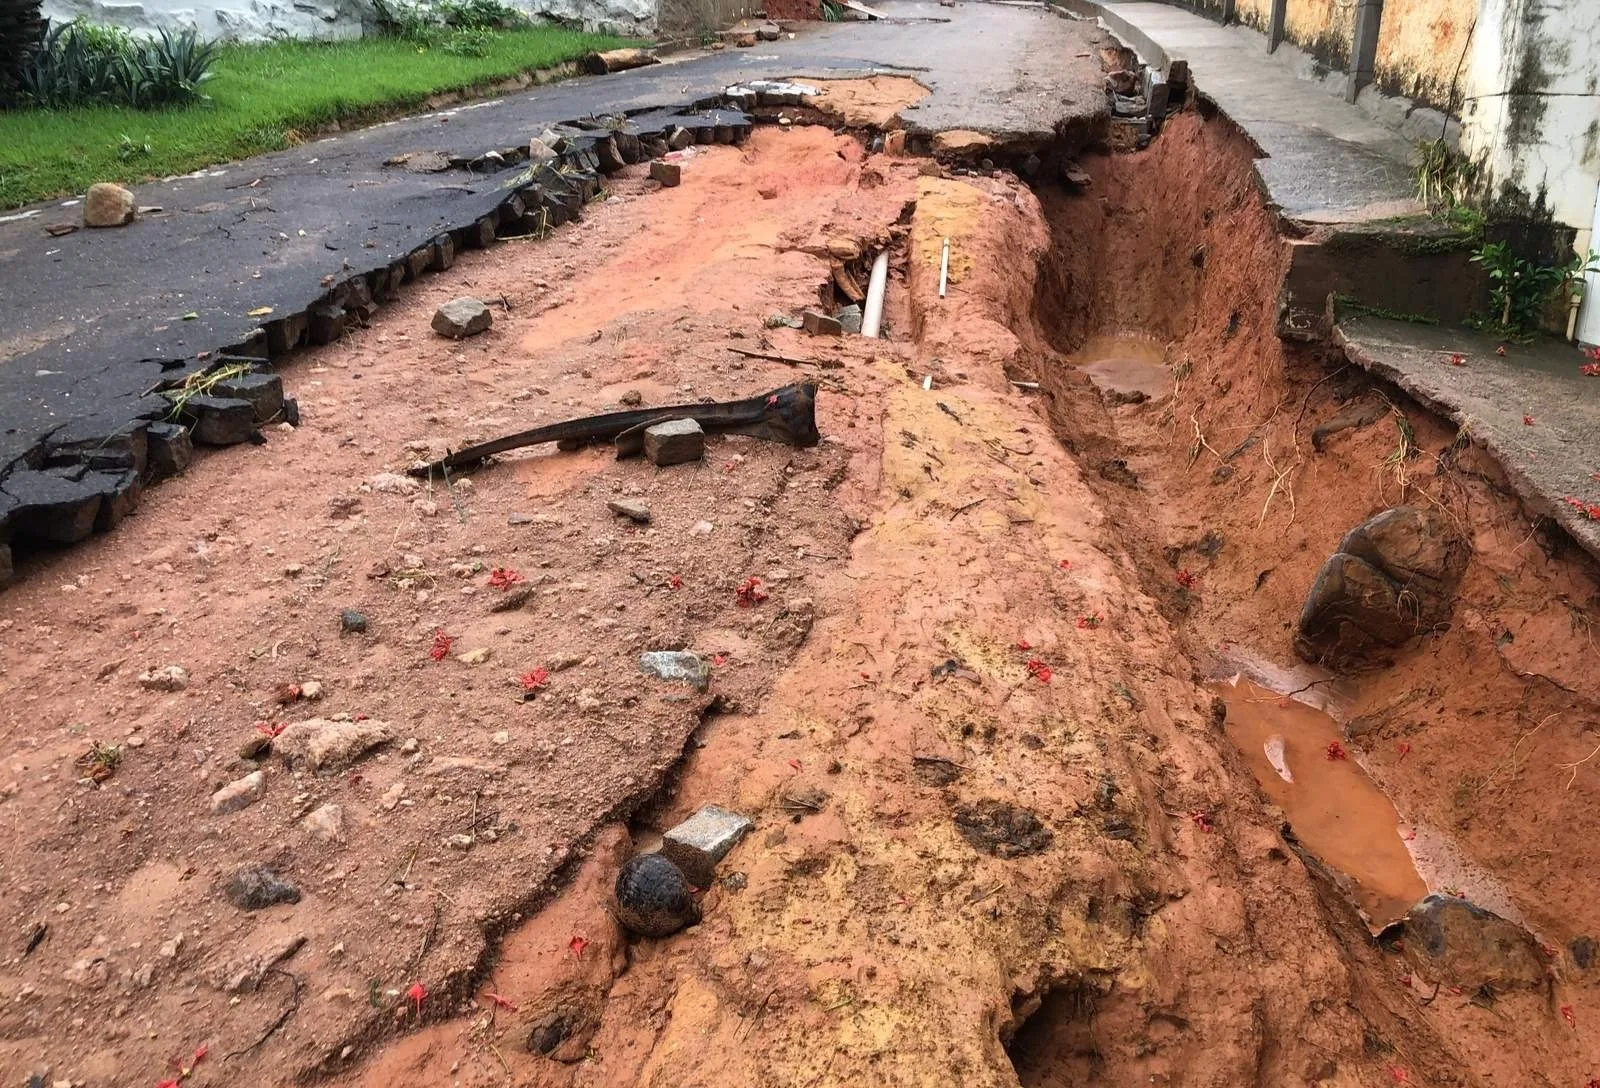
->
xmin=5 ymin=88 xmax=1599 ymax=1088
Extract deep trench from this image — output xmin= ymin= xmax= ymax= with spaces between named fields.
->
xmin=994 ymin=104 xmax=1600 ymax=1084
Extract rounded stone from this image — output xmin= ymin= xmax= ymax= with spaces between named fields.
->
xmin=614 ymin=853 xmax=700 ymax=938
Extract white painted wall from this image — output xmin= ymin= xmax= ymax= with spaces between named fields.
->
xmin=41 ymin=0 xmax=655 ymax=41
xmin=1458 ymin=0 xmax=1600 ymax=234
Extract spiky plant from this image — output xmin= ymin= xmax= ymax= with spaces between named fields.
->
xmin=0 ymin=0 xmax=47 ymax=105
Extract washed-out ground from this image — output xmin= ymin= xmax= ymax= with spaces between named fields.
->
xmin=4 ymin=70 xmax=1600 ymax=1088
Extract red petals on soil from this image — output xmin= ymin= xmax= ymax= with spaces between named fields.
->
xmin=668 ymin=574 xmax=683 ymax=590
xmin=1562 ymin=1003 xmax=1577 ymax=1027
xmin=487 ymin=567 xmax=525 ymax=590
xmin=1563 ymin=497 xmax=1600 ymax=521
xmin=735 ymin=577 xmax=768 ymax=606
xmin=485 ymin=991 xmax=519 ymax=1011
xmin=1496 ymin=345 xmax=1507 ymax=356
xmin=1326 ymin=741 xmax=1348 ymax=761
xmin=1396 ymin=742 xmax=1411 ymax=761
xmin=256 ymin=721 xmax=286 ymax=738
xmin=1176 ymin=568 xmax=1197 ymax=589
xmin=519 ymin=667 xmax=550 ymax=692
xmin=788 ymin=759 xmax=802 ymax=770
xmin=428 ymin=630 xmax=453 ymax=661
xmin=1058 ymin=559 xmax=1072 ymax=570
xmin=712 ymin=654 xmax=727 ymax=667
xmin=568 ymin=934 xmax=589 ymax=958
xmin=1523 ymin=415 xmax=1536 ymax=426
xmin=1026 ymin=659 xmax=1053 ymax=683
xmin=1188 ymin=810 xmax=1213 ymax=832
xmin=1387 ymin=1065 xmax=1410 ymax=1084
xmin=1076 ymin=613 xmax=1104 ymax=630
xmin=1449 ymin=352 xmax=1466 ymax=366
xmin=1583 ymin=363 xmax=1600 ymax=377
xmin=1016 ymin=639 xmax=1032 ymax=651
xmin=405 ymin=981 xmax=427 ymax=1014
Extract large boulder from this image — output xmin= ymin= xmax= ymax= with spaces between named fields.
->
xmin=1296 ymin=506 xmax=1466 ymax=667
xmin=1400 ymin=895 xmax=1546 ymax=993
xmin=84 ymin=183 xmax=136 ymax=228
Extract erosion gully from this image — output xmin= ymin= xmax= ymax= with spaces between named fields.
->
xmin=351 ymin=88 xmax=1600 ymax=1087
xmin=8 ymin=59 xmax=1600 ymax=1088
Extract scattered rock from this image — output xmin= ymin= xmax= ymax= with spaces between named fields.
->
xmin=274 ymin=717 xmax=392 ymax=773
xmin=1096 ymin=459 xmax=1139 ymax=487
xmin=619 ymin=389 xmax=643 ymax=406
xmin=688 ymin=520 xmax=714 ymax=536
xmin=526 ymin=1004 xmax=594 ymax=1061
xmin=368 ymin=472 xmax=420 ymax=496
xmin=210 ymin=771 xmax=265 ymax=815
xmin=302 ymin=803 xmax=343 ymax=842
xmin=801 ymin=309 xmax=843 ymax=336
xmin=457 ymin=647 xmax=491 ymax=665
xmin=299 ymin=679 xmax=324 ymax=701
xmin=607 ymin=498 xmax=652 ymax=523
xmin=660 ymin=804 xmax=753 ymax=887
xmin=614 ymin=853 xmax=700 ymax=937
xmin=643 ymin=418 xmax=704 ymax=467
xmin=224 ymin=866 xmax=301 ymax=911
xmin=186 ymin=395 xmax=257 ymax=445
xmin=638 ymin=650 xmax=710 ymax=691
xmin=84 ymin=183 xmax=136 ymax=227
xmin=379 ymin=782 xmax=406 ymax=811
xmin=158 ymin=933 xmax=184 ymax=959
xmin=137 ymin=664 xmax=188 ymax=692
xmin=431 ymin=297 xmax=493 ymax=339
xmin=755 ymin=19 xmax=780 ymax=39
xmin=339 ymin=608 xmax=368 ymax=634
xmin=1399 ymin=895 xmax=1546 ymax=993
xmin=1296 ymin=506 xmax=1466 ymax=667
xmin=954 ymin=800 xmax=1054 ymax=858
xmin=649 ymin=160 xmax=681 ymax=187
xmin=216 ymin=932 xmax=305 ymax=993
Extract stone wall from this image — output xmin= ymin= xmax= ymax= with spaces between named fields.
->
xmin=42 ymin=0 xmax=658 ymax=41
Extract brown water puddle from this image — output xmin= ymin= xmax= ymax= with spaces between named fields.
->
xmin=1218 ymin=677 xmax=1427 ymax=926
xmin=1070 ymin=334 xmax=1172 ymax=399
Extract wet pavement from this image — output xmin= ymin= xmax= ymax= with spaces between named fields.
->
xmin=0 ymin=0 xmax=1104 ymax=580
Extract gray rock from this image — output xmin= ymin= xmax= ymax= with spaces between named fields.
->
xmin=837 ymin=304 xmax=863 ymax=334
xmin=431 ymin=297 xmax=492 ymax=339
xmin=649 ymin=159 xmax=681 ymax=187
xmin=660 ymin=803 xmax=753 ymax=887
xmin=211 ymin=371 xmax=286 ymax=424
xmin=1400 ymin=895 xmax=1545 ymax=993
xmin=639 ymin=650 xmax=709 ymax=690
xmin=4 ymin=467 xmax=127 ymax=544
xmin=430 ymin=233 xmax=456 ymax=272
xmin=186 ymin=395 xmax=256 ymax=445
xmin=138 ymin=664 xmax=189 ymax=691
xmin=224 ymin=866 xmax=301 ymax=911
xmin=607 ymin=498 xmax=652 ymax=523
xmin=614 ymin=853 xmax=700 ymax=937
xmin=802 ymin=310 xmax=842 ymax=336
xmin=301 ymin=803 xmax=343 ymax=841
xmin=643 ymin=418 xmax=704 ymax=467
xmin=145 ymin=422 xmax=193 ymax=477
xmin=309 ymin=305 xmax=347 ymax=345
xmin=210 ymin=770 xmax=265 ymax=815
xmin=84 ymin=183 xmax=135 ymax=227
xmin=339 ymin=608 xmax=368 ymax=634
xmin=619 ymin=389 xmax=643 ymax=406
xmin=755 ymin=20 xmax=780 ymax=39
xmin=667 ymin=126 xmax=694 ymax=150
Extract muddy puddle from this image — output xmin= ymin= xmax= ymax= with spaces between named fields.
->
xmin=1217 ymin=676 xmax=1426 ymax=926
xmin=1068 ymin=333 xmax=1171 ymax=400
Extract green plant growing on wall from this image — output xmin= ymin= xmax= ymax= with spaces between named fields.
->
xmin=1469 ymin=241 xmax=1600 ymax=340
xmin=1414 ymin=138 xmax=1483 ymax=236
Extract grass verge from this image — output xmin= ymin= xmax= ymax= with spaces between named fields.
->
xmin=0 ymin=28 xmax=630 ymax=210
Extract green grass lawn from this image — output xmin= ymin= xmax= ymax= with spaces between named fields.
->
xmin=0 ymin=27 xmax=630 ymax=210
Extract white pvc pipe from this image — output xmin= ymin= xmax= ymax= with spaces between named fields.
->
xmin=860 ymin=250 xmax=890 ymax=338
xmin=938 ymin=237 xmax=950 ymax=298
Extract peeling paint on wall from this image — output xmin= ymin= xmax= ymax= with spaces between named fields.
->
xmin=1373 ymin=0 xmax=1474 ymax=111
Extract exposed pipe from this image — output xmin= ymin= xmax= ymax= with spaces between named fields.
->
xmin=938 ymin=237 xmax=950 ymax=298
xmin=861 ymin=250 xmax=890 ymax=338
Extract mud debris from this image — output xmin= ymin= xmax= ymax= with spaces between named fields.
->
xmin=954 ymin=800 xmax=1054 ymax=857
xmin=614 ymin=853 xmax=700 ymax=937
xmin=224 ymin=867 xmax=302 ymax=911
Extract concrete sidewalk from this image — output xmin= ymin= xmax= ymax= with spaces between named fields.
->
xmin=1065 ymin=0 xmax=1422 ymax=225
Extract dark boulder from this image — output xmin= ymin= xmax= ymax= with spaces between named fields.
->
xmin=614 ymin=853 xmax=699 ymax=938
xmin=1296 ymin=506 xmax=1465 ymax=667
xmin=224 ymin=866 xmax=301 ymax=911
xmin=1400 ymin=895 xmax=1546 ymax=993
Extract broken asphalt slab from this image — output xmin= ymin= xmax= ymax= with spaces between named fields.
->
xmin=0 ymin=0 xmax=1106 ymax=585
xmin=1335 ymin=313 xmax=1600 ymax=563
